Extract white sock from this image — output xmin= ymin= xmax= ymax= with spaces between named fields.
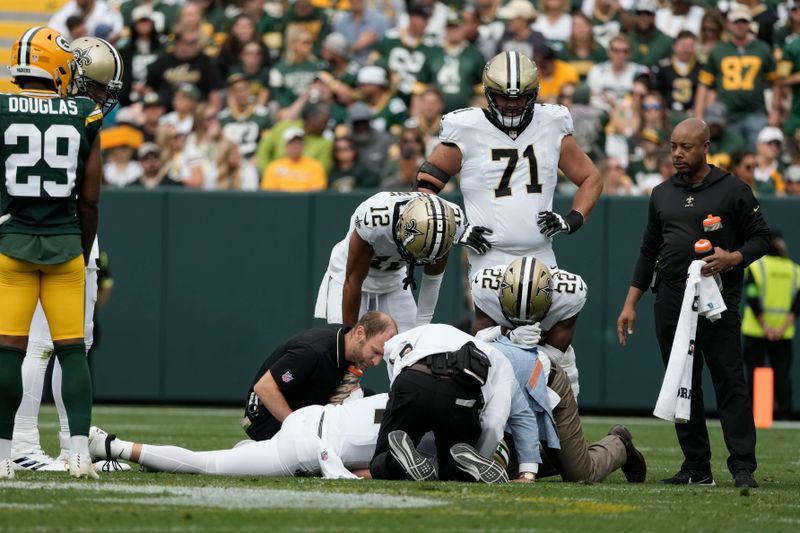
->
xmin=138 ymin=445 xmax=214 ymax=474
xmin=0 ymin=439 xmax=12 ymax=460
xmin=110 ymin=437 xmax=134 ymax=461
xmin=12 ymin=340 xmax=53 ymax=455
xmin=52 ymin=358 xmax=71 ymax=437
xmin=70 ymin=436 xmax=89 ymax=456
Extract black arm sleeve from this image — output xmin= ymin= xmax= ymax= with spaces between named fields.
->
xmin=733 ymin=183 xmax=771 ymax=267
xmin=630 ymin=195 xmax=663 ymax=290
xmin=792 ymin=291 xmax=800 ymax=315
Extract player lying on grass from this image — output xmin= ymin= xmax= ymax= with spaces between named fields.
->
xmin=89 ymin=394 xmax=389 ymax=478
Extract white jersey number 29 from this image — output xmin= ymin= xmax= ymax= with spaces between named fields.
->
xmin=5 ymin=123 xmax=79 ymax=197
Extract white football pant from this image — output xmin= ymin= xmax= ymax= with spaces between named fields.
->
xmin=315 ymin=275 xmax=417 ymax=332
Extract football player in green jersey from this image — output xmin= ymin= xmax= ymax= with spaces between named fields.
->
xmin=11 ymin=36 xmax=127 ymax=475
xmin=0 ymin=27 xmax=103 ymax=480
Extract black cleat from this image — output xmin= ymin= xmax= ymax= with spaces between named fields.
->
xmin=661 ymin=469 xmax=716 ymax=486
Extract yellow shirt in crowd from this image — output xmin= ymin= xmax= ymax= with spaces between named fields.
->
xmin=261 ymin=157 xmax=327 ymax=192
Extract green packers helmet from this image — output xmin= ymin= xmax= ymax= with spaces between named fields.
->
xmin=70 ymin=36 xmax=124 ymax=116
xmin=10 ymin=26 xmax=75 ymax=96
xmin=483 ymin=51 xmax=539 ymax=131
xmin=499 ymin=256 xmax=553 ymax=326
xmin=394 ymin=195 xmax=457 ymax=264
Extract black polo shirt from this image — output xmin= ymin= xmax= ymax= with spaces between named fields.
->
xmin=243 ymin=324 xmax=350 ymax=440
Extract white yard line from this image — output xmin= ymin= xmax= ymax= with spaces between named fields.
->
xmin=1 ymin=482 xmax=446 ymax=510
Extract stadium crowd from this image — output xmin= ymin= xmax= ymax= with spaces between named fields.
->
xmin=51 ymin=0 xmax=800 ymax=196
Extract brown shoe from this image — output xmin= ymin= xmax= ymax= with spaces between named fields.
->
xmin=609 ymin=425 xmax=647 ymax=483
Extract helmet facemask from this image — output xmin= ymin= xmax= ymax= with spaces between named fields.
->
xmin=74 ymin=73 xmax=121 ymax=116
xmin=485 ymin=88 xmax=538 ymax=130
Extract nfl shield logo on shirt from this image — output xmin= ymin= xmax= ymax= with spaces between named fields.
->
xmin=281 ymin=371 xmax=293 ymax=383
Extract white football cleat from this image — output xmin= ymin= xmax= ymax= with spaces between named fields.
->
xmin=11 ymin=451 xmax=60 ymax=472
xmin=0 ymin=459 xmax=15 ymax=479
xmin=88 ymin=426 xmax=108 ymax=461
xmin=68 ymin=452 xmax=99 ymax=479
xmin=88 ymin=426 xmax=130 ymax=473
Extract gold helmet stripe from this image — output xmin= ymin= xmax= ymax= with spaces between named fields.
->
xmin=18 ymin=26 xmax=45 ymax=69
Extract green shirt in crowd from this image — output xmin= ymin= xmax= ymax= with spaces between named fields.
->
xmin=699 ymin=39 xmax=776 ymax=119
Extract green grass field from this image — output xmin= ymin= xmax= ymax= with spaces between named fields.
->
xmin=1 ymin=405 xmax=798 ymax=532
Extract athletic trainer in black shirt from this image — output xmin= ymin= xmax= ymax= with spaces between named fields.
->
xmin=617 ymin=118 xmax=769 ymax=489
xmin=242 ymin=311 xmax=396 ymax=441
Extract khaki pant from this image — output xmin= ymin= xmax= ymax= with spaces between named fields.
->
xmin=545 ymin=365 xmax=626 ymax=482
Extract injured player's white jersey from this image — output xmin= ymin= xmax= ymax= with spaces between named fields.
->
xmin=471 ymin=265 xmax=587 ymax=330
xmin=439 ymin=105 xmax=573 ymax=260
xmin=324 ymin=191 xmax=468 ymax=293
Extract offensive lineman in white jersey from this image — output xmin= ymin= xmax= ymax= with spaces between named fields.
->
xmin=11 ymin=36 xmax=124 ymax=473
xmin=414 ymin=50 xmax=602 ymax=273
xmin=471 ymin=257 xmax=586 ymax=398
xmin=315 ymin=192 xmax=491 ymax=332
xmin=87 ymin=394 xmax=390 ymax=478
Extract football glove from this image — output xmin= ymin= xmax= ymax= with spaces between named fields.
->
xmin=458 ymin=225 xmax=493 ymax=254
xmin=537 ymin=210 xmax=584 ymax=238
xmin=508 ymin=323 xmax=542 ymax=347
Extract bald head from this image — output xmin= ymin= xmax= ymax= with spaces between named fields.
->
xmin=672 ymin=118 xmax=710 ymax=144
xmin=671 ymin=118 xmax=710 ymax=180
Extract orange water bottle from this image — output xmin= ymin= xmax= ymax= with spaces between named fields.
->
xmin=695 ymin=239 xmax=721 ymax=288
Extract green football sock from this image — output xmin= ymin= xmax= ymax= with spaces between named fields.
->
xmin=0 ymin=346 xmax=26 ymax=440
xmin=54 ymin=344 xmax=92 ymax=437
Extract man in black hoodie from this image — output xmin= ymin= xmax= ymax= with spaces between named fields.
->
xmin=616 ymin=118 xmax=770 ymax=489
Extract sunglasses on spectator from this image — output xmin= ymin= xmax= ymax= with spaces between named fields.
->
xmin=643 ymin=103 xmax=662 ymax=111
xmin=610 ymin=47 xmax=630 ymax=54
xmin=767 ymin=140 xmax=782 ymax=147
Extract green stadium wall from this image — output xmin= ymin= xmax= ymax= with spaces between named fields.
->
xmin=92 ymin=189 xmax=800 ymax=416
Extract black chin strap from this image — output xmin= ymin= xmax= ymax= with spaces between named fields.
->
xmin=403 ymin=263 xmax=417 ymax=290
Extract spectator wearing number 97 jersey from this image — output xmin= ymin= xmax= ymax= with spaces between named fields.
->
xmin=0 ymin=26 xmax=104 ymax=480
xmin=414 ymin=50 xmax=602 ymax=274
xmin=315 ymin=192 xmax=492 ymax=332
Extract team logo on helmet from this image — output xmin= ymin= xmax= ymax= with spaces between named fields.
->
xmin=55 ymin=34 xmax=71 ymax=52
xmin=73 ymin=46 xmax=92 ymax=67
xmin=499 ymin=257 xmax=553 ymax=326
xmin=401 ymin=219 xmax=424 ymax=247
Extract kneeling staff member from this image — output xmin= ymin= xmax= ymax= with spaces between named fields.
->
xmin=370 ymin=323 xmax=542 ymax=483
xmin=242 ymin=311 xmax=396 ymax=441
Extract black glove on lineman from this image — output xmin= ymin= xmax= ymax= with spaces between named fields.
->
xmin=537 ymin=210 xmax=584 ymax=238
xmin=458 ymin=226 xmax=493 ymax=254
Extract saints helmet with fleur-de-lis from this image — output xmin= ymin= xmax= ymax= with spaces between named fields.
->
xmin=499 ymin=256 xmax=553 ymax=326
xmin=69 ymin=36 xmax=123 ymax=116
xmin=394 ymin=195 xmax=457 ymax=264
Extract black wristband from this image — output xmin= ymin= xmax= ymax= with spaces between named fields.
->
xmin=565 ymin=210 xmax=584 ymax=234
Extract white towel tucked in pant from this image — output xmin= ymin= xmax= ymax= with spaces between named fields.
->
xmin=654 ymin=261 xmax=726 ymax=423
